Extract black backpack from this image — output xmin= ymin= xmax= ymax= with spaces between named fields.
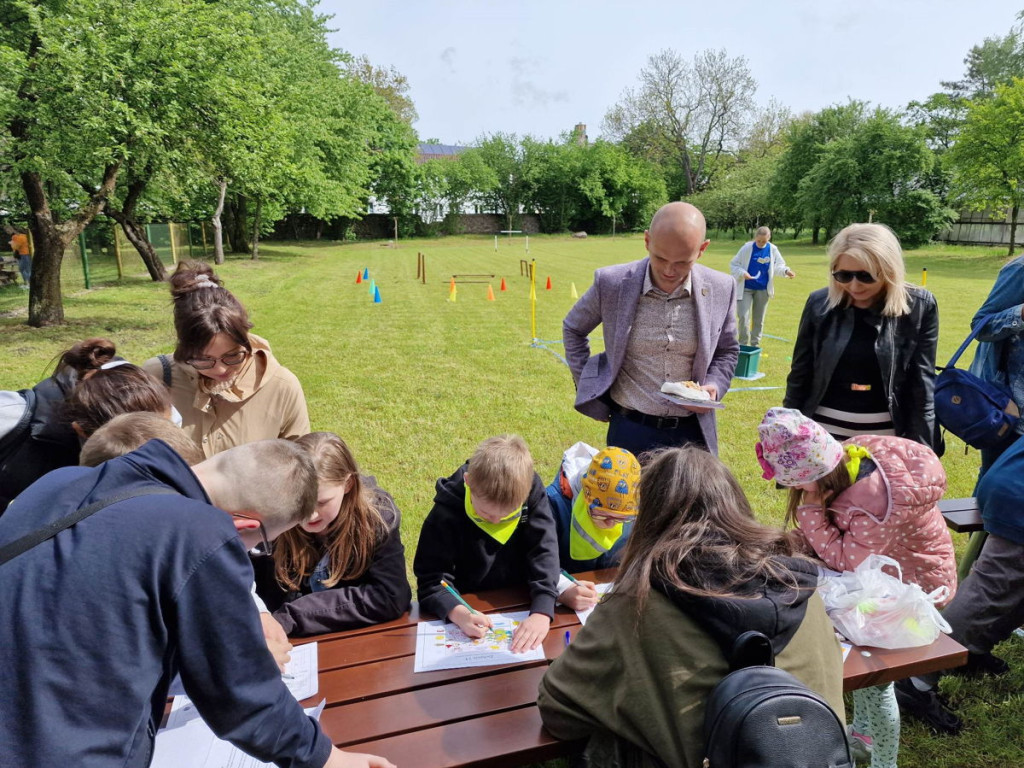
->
xmin=703 ymin=631 xmax=852 ymax=768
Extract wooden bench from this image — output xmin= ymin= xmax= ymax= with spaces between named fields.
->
xmin=0 ymin=257 xmax=19 ymax=286
xmin=938 ymin=497 xmax=983 ymax=533
xmin=289 ymin=569 xmax=967 ymax=768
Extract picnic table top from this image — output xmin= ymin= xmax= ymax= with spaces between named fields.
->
xmin=297 ymin=569 xmax=967 ymax=768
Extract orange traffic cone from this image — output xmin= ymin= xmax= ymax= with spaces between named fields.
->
xmin=356 ymin=271 xmax=362 ymax=284
xmin=500 ymin=277 xmax=507 ymax=291
xmin=449 ymin=277 xmax=456 ymax=292
xmin=546 ymin=276 xmax=552 ymax=290
xmin=487 ymin=284 xmax=495 ymax=301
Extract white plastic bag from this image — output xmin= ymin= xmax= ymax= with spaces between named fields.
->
xmin=558 ymin=441 xmax=599 ymax=498
xmin=816 ymin=555 xmax=951 ymax=649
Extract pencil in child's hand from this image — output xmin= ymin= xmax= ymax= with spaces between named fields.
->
xmin=440 ymin=579 xmax=478 ymax=614
xmin=560 ymin=569 xmax=579 ymax=584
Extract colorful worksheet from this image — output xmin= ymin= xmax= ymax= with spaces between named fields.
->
xmin=413 ymin=610 xmax=545 ymax=672
xmin=574 ymin=582 xmax=614 ymax=625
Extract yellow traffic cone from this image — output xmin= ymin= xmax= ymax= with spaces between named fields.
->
xmin=448 ymin=283 xmax=457 ymax=303
xmin=570 ymin=282 xmax=578 ymax=299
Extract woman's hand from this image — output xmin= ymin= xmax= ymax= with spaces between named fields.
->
xmin=510 ymin=612 xmax=551 ymax=652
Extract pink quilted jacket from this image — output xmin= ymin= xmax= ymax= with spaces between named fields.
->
xmin=795 ymin=435 xmax=957 ymax=605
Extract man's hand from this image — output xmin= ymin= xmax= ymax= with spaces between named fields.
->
xmin=323 ymin=746 xmax=397 ymax=768
xmin=558 ymin=580 xmax=598 ymax=611
xmin=260 ymin=612 xmax=292 ymax=673
xmin=785 ymin=268 xmax=796 ymax=278
xmin=742 ymin=271 xmax=754 ymax=280
xmin=510 ymin=612 xmax=551 ymax=652
xmin=687 ymin=384 xmax=718 ymax=414
xmin=448 ymin=604 xmax=493 ymax=638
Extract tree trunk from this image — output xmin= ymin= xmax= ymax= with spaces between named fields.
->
xmin=811 ymin=226 xmax=820 ymax=245
xmin=21 ymin=165 xmax=119 ymax=327
xmin=211 ymin=179 xmax=227 ymax=265
xmin=1010 ymin=203 xmax=1019 ymax=257
xmin=250 ymin=198 xmax=263 ymax=260
xmin=224 ymin=194 xmax=250 ymax=254
xmin=108 ymin=213 xmax=167 ymax=281
xmin=104 ymin=178 xmax=167 ymax=281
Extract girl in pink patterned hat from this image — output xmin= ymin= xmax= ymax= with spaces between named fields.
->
xmin=756 ymin=407 xmax=956 ymax=768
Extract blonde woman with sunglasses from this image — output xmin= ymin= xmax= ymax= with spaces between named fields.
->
xmin=784 ymin=223 xmax=941 ymax=451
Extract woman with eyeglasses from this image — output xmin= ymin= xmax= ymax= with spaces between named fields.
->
xmin=143 ymin=261 xmax=310 ymax=459
xmin=784 ymin=223 xmax=941 ymax=451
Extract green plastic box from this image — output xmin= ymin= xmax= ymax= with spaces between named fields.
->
xmin=735 ymin=345 xmax=762 ymax=378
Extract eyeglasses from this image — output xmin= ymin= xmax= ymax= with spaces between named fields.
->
xmin=186 ymin=349 xmax=248 ymax=370
xmin=589 ymin=510 xmax=633 ymax=525
xmin=232 ymin=512 xmax=273 ymax=555
xmin=832 ymin=270 xmax=877 ymax=285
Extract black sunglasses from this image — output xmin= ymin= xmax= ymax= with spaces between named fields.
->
xmin=832 ymin=270 xmax=877 ymax=285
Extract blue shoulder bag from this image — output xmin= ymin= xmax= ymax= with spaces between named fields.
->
xmin=935 ymin=314 xmax=1019 ymax=449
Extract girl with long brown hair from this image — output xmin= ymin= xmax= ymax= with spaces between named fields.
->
xmin=252 ymin=432 xmax=411 ymax=636
xmin=538 ymin=445 xmax=844 ymax=768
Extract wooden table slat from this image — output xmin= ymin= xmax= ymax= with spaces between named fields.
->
xmin=337 ymin=705 xmax=580 ymax=768
xmin=841 ymin=632 xmax=967 ymax=691
xmin=320 ymin=666 xmax=549 ymax=747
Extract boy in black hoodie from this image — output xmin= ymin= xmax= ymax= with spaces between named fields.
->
xmin=414 ymin=434 xmax=559 ymax=652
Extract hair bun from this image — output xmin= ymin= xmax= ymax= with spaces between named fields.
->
xmin=60 ymin=338 xmax=117 ymax=374
xmin=169 ymin=261 xmax=223 ymax=299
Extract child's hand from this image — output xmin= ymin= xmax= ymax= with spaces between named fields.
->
xmin=448 ymin=604 xmax=492 ymax=638
xmin=510 ymin=612 xmax=551 ymax=652
xmin=559 ymin=580 xmax=598 ymax=611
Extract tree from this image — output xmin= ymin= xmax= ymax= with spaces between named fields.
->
xmin=602 ymin=48 xmax=757 ymax=197
xmin=349 ymin=55 xmax=418 ymax=126
xmin=792 ymin=108 xmax=952 ymax=247
xmin=949 ymin=78 xmax=1024 ymax=255
xmin=467 ymin=133 xmax=535 ymax=231
xmin=1 ymin=0 xmax=248 ymax=324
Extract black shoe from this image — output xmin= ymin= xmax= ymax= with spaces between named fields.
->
xmin=894 ymin=679 xmax=964 ymax=735
xmin=952 ymin=651 xmax=1011 ymax=678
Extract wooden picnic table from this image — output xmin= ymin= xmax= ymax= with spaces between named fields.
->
xmin=295 ymin=569 xmax=967 ymax=768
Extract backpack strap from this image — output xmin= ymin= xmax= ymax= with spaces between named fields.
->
xmin=158 ymin=354 xmax=173 ymax=387
xmin=943 ymin=313 xmax=997 ymax=369
xmin=728 ymin=630 xmax=775 ymax=671
xmin=0 ymin=486 xmax=177 ymax=566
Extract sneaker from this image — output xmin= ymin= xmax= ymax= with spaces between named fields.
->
xmin=894 ymin=679 xmax=963 ymax=735
xmin=952 ymin=651 xmax=1010 ymax=678
xmin=846 ymin=726 xmax=873 ymax=763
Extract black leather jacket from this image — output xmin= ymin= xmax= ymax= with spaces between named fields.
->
xmin=784 ymin=286 xmax=941 ymax=453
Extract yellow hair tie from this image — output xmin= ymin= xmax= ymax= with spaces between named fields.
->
xmin=844 ymin=444 xmax=872 ymax=484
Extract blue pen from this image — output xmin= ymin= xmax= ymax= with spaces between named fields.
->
xmin=564 ymin=630 xmax=570 ymax=647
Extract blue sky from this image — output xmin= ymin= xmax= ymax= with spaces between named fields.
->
xmin=321 ymin=0 xmax=1023 ymax=144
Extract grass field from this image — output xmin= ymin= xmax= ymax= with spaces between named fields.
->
xmin=2 ymin=232 xmax=1022 ymax=767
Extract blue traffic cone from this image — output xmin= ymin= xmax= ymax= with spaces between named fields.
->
xmin=373 ymin=286 xmax=382 ymax=303
xmin=362 ymin=267 xmax=369 ymax=280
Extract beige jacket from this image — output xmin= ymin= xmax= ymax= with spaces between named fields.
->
xmin=538 ymin=588 xmax=845 ymax=768
xmin=143 ymin=334 xmax=309 ymax=459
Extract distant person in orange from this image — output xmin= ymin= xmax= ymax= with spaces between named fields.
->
xmin=9 ymin=230 xmax=31 ymax=289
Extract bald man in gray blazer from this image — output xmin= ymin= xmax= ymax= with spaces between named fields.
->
xmin=563 ymin=202 xmax=739 ymax=457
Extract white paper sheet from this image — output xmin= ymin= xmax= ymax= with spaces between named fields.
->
xmin=574 ymin=582 xmax=613 ymax=625
xmin=151 ymin=697 xmax=326 ymax=768
xmin=283 ymin=642 xmax=318 ymax=701
xmin=413 ymin=611 xmax=546 ymax=672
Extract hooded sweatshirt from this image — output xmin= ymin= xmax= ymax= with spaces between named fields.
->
xmin=0 ymin=440 xmax=331 ymax=768
xmin=143 ymin=333 xmax=309 ymax=459
xmin=413 ymin=463 xmax=559 ymax=620
xmin=538 ymin=557 xmax=844 ymax=768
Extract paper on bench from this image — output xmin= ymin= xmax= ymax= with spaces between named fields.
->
xmin=151 ymin=697 xmax=326 ymax=768
xmin=414 ymin=610 xmax=545 ymax=672
xmin=574 ymin=582 xmax=613 ymax=625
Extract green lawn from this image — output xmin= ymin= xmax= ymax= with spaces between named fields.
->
xmin=1 ymin=232 xmax=1021 ymax=767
